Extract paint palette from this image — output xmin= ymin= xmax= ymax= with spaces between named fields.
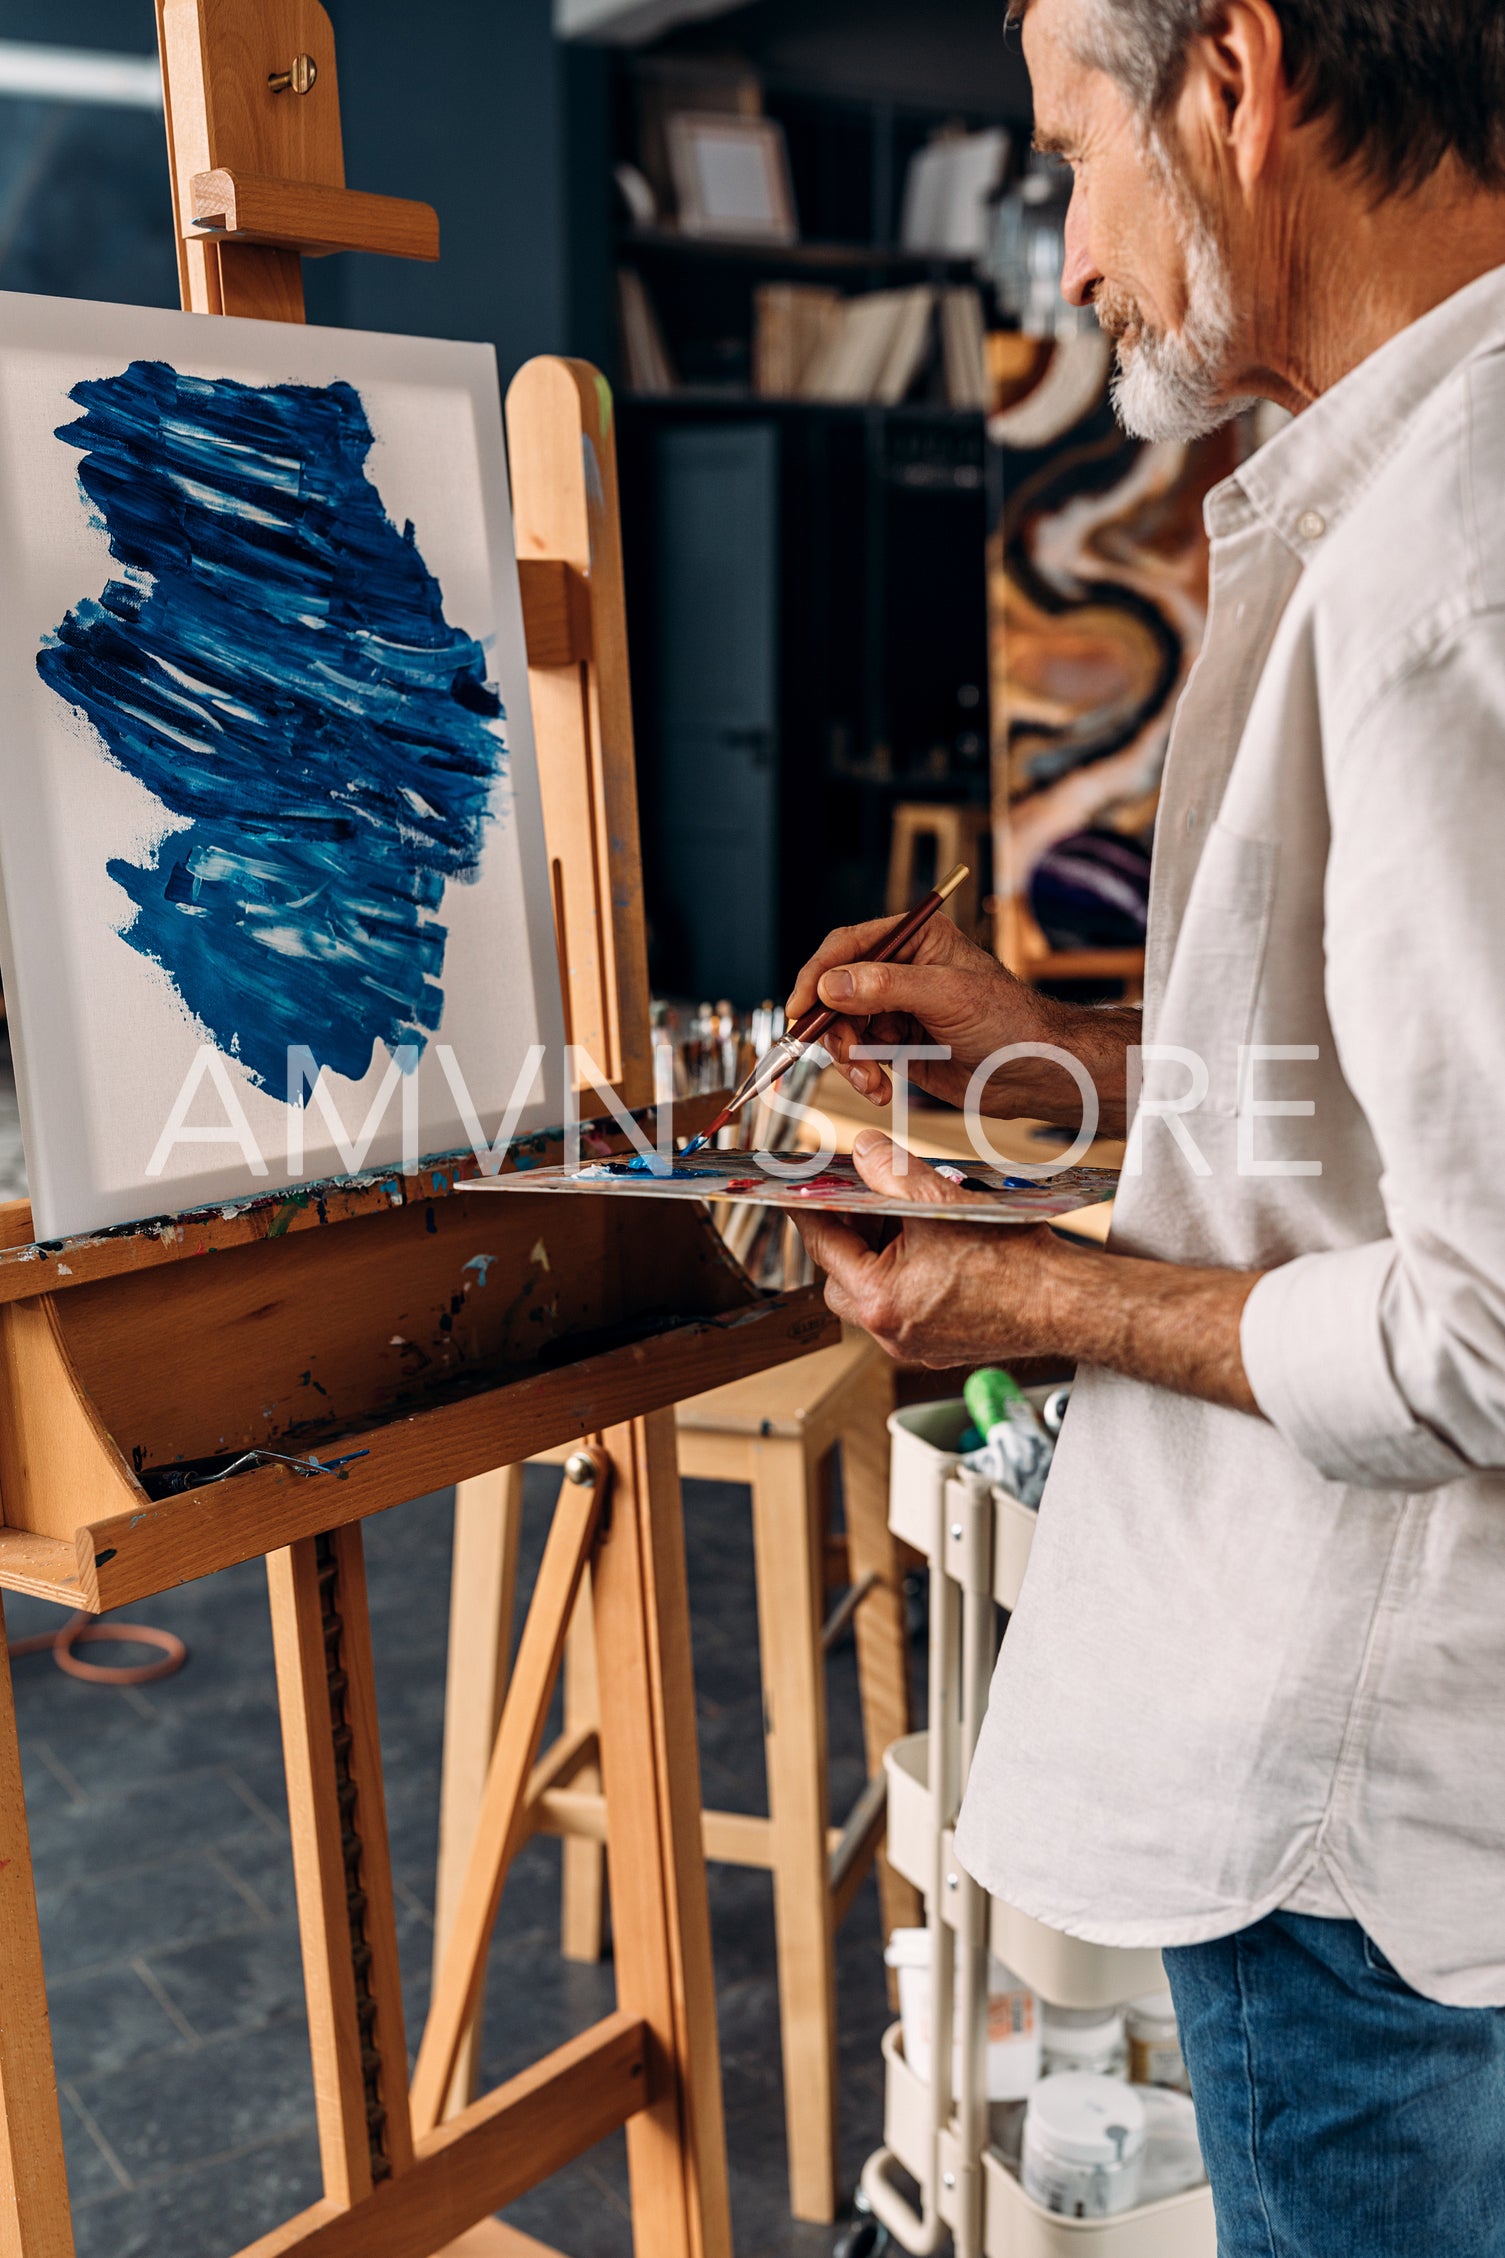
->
xmin=467 ymin=1152 xmax=1119 ymax=1227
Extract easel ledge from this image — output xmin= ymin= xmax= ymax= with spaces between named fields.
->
xmin=0 ymin=1282 xmax=832 ymax=1615
xmin=0 ymin=1088 xmax=729 ymax=1304
xmin=0 ymin=1078 xmax=837 ymax=1617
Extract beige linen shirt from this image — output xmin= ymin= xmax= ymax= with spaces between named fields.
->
xmin=956 ymin=265 xmax=1505 ymax=2008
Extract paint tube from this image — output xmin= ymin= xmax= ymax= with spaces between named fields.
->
xmin=960 ymin=1367 xmax=1055 ymax=1507
xmin=1042 ymin=1383 xmax=1073 ymax=1436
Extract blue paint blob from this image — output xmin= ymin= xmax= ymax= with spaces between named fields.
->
xmin=577 ymin=1157 xmax=703 ymax=1182
xmin=36 ymin=361 xmax=507 ymax=1088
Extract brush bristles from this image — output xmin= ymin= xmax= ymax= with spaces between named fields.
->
xmin=684 ymin=1107 xmax=733 ymax=1158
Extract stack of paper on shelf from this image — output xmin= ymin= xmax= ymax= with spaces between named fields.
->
xmin=902 ymin=127 xmax=1011 ymax=259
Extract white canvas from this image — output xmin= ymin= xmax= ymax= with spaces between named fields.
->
xmin=0 ymin=290 xmax=568 ymax=1241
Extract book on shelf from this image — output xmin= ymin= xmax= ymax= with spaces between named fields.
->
xmin=873 ymin=287 xmax=938 ymax=405
xmin=617 ymin=268 xmax=678 ymax=395
xmin=940 ymin=287 xmax=991 ymax=410
xmin=753 ymin=283 xmax=843 ymax=398
xmin=803 ymin=286 xmax=936 ymax=405
xmin=621 ymin=264 xmax=994 ymax=413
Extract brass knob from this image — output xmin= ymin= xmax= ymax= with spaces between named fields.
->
xmin=268 ymin=55 xmax=317 ymax=95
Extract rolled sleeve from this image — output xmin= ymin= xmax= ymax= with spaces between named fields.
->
xmin=1281 ymin=614 xmax=1505 ymax=1489
xmin=1242 ymin=1241 xmax=1468 ymax=1490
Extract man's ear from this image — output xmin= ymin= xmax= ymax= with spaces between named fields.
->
xmin=1181 ymin=0 xmax=1287 ymax=196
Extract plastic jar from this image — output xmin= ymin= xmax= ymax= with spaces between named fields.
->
xmin=1136 ymin=2085 xmax=1206 ymax=2202
xmin=1021 ymin=2073 xmax=1147 ymax=2219
xmin=1041 ymin=2002 xmax=1126 ymax=2079
xmin=884 ymin=1928 xmax=1042 ymax=2101
xmin=1126 ymin=1991 xmax=1189 ymax=2093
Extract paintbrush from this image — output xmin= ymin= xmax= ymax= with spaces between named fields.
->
xmin=683 ymin=862 xmax=970 ymax=1155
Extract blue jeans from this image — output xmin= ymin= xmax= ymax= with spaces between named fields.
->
xmin=1164 ymin=1912 xmax=1505 ymax=2257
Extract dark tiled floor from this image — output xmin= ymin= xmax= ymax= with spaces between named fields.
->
xmin=4 ymin=1467 xmax=908 ymax=2258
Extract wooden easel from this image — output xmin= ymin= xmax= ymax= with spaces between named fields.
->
xmin=0 ymin=6 xmax=837 ymax=2254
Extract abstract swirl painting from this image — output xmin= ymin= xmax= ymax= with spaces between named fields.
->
xmin=0 ymin=295 xmax=564 ymax=1239
xmin=986 ymin=332 xmax=1242 ymax=968
xmin=38 ymin=364 xmax=507 ymax=1091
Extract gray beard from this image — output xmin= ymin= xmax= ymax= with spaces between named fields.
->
xmin=1106 ymin=167 xmax=1258 ymax=443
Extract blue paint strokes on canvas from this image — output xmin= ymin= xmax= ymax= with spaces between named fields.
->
xmin=36 ymin=361 xmax=506 ymax=1088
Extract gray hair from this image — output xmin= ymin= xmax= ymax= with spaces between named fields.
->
xmin=1055 ymin=0 xmax=1207 ymax=115
xmin=1009 ymin=0 xmax=1505 ymax=196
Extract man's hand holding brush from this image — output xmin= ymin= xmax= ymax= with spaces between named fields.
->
xmin=784 ymin=909 xmax=1139 ymax=1140
xmin=784 ymin=906 xmax=1260 ymax=1412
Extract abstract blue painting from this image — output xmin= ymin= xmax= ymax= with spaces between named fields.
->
xmin=0 ymin=295 xmax=564 ymax=1238
xmin=38 ymin=362 xmax=508 ymax=1091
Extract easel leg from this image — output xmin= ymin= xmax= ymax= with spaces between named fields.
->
xmin=413 ymin=1464 xmax=606 ymax=2136
xmin=750 ymin=1436 xmax=838 ymax=2225
xmin=435 ymin=1469 xmax=526 ymax=2117
xmin=268 ymin=1526 xmax=414 ymax=2202
xmin=0 ymin=1595 xmax=74 ymax=2258
xmin=593 ymin=1413 xmax=732 ymax=2258
xmin=559 ymin=1574 xmax=606 ymax=1964
xmin=840 ymin=1367 xmax=923 ymax=1943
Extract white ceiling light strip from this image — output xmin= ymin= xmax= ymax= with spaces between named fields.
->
xmin=555 ymin=0 xmax=746 ymax=43
xmin=0 ymin=42 xmax=162 ymax=111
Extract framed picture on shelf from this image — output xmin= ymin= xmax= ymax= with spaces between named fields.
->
xmin=666 ymin=112 xmax=798 ymax=243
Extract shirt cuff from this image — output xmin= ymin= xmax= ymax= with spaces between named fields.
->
xmin=1241 ymin=1242 xmax=1465 ymax=1490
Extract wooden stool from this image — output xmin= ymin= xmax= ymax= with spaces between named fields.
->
xmin=434 ymin=1331 xmax=921 ymax=2226
xmin=887 ymin=801 xmax=990 ymax=939
xmin=996 ymin=886 xmax=1146 ymax=1000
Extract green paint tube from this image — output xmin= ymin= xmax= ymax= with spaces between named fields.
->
xmin=961 ymin=1367 xmax=1055 ymax=1508
xmin=964 ymin=1366 xmax=1027 ymax=1436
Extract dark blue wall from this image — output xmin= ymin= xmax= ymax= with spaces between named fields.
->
xmin=0 ymin=1 xmax=155 ymax=48
xmin=315 ymin=0 xmax=574 ymax=384
xmin=0 ymin=0 xmax=175 ymax=308
xmin=0 ymin=0 xmax=593 ymax=391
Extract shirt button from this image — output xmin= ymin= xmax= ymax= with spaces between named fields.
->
xmin=1297 ymin=509 xmax=1327 ymax=540
xmin=1185 ymin=805 xmax=1199 ymax=833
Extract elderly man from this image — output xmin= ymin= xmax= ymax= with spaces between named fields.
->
xmin=788 ymin=1 xmax=1505 ymax=2248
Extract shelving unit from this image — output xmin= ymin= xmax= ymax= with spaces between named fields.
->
xmin=860 ymin=1400 xmax=1216 ymax=2258
xmin=620 ymin=390 xmax=988 ymax=418
xmin=605 ymin=35 xmax=1014 ymax=1001
xmin=618 ymin=394 xmax=991 ymax=1000
xmin=620 ymin=225 xmax=981 ymax=278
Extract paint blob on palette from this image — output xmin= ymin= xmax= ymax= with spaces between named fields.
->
xmin=469 ymin=1152 xmax=1120 ymax=1226
xmin=0 ymin=292 xmax=567 ymax=1240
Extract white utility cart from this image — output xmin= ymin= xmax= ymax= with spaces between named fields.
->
xmin=850 ymin=1399 xmax=1218 ymax=2258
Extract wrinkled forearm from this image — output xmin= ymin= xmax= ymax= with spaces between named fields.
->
xmin=994 ymin=1001 xmax=1141 ymax=1139
xmin=1040 ymin=1232 xmax=1263 ymax=1413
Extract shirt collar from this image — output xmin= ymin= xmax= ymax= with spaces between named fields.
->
xmin=1206 ymin=261 xmax=1505 ymax=552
